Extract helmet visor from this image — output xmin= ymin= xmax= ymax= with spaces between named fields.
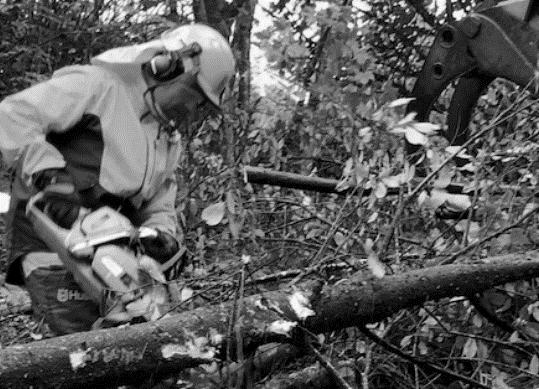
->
xmin=145 ymin=73 xmax=217 ymax=129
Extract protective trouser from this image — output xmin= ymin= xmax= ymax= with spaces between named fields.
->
xmin=22 ymin=252 xmax=100 ymax=335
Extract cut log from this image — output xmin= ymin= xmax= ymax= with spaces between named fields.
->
xmin=1 ymin=251 xmax=539 ymax=388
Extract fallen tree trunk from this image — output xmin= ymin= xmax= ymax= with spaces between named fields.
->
xmin=1 ymin=251 xmax=539 ymax=388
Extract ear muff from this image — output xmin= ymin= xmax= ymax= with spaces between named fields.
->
xmin=149 ymin=52 xmax=185 ymax=81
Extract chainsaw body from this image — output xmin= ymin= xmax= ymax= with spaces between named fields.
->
xmin=26 ymin=200 xmax=168 ymax=321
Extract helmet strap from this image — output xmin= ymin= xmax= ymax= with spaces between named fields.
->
xmin=142 ymin=85 xmax=178 ymax=135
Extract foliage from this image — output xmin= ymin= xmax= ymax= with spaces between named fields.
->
xmin=0 ymin=0 xmax=182 ymax=98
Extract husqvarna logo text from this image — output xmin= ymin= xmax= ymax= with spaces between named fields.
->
xmin=57 ymin=288 xmax=91 ymax=302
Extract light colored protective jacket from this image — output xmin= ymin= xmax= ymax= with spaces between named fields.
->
xmin=0 ymin=64 xmax=182 ymax=284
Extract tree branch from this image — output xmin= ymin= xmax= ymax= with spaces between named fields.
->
xmin=404 ymin=0 xmax=437 ymax=27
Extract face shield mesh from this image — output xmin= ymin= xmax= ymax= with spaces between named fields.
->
xmin=143 ymin=72 xmax=219 ymax=134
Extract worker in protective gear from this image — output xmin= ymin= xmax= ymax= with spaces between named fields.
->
xmin=0 ymin=23 xmax=235 ymax=335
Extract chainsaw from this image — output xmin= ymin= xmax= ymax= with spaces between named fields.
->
xmin=25 ymin=193 xmax=173 ymax=323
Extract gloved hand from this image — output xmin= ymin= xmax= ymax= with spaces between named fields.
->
xmin=32 ymin=168 xmax=82 ymax=229
xmin=140 ymin=230 xmax=180 ymax=264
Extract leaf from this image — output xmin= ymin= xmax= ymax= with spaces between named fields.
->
xmin=528 ymin=302 xmax=539 ymax=321
xmin=302 ymin=195 xmax=312 ymax=206
xmin=342 ymin=158 xmax=354 ymax=176
xmin=364 ymin=238 xmax=375 ymax=251
xmin=0 ymin=192 xmax=10 ymax=213
xmin=334 ymin=231 xmax=346 ymax=247
xmin=367 ymin=252 xmax=386 ymax=278
xmin=367 ymin=212 xmax=378 ymax=224
xmin=418 ymin=341 xmax=428 ymax=355
xmin=400 ymin=335 xmax=413 ymax=348
xmin=397 ymin=112 xmax=417 ymax=125
xmin=388 ymin=97 xmax=415 ymax=108
xmin=417 ymin=191 xmax=428 ymax=206
xmin=425 ymin=190 xmax=471 ymax=211
xmin=404 ymin=127 xmax=428 ymax=145
xmin=530 ymin=355 xmax=539 ymax=375
xmin=201 ymin=202 xmax=226 ymax=226
xmin=444 ymin=194 xmax=472 ymax=212
xmin=462 ymin=338 xmax=477 ymax=358
xmin=343 ymin=83 xmax=358 ymax=93
xmin=458 ymin=162 xmax=476 ymax=173
xmin=180 ymin=287 xmax=193 ymax=302
xmin=355 ymin=163 xmax=369 ymax=181
xmin=492 ymin=372 xmax=513 ymax=389
xmin=125 ymin=294 xmax=152 ymax=317
xmin=29 ymin=332 xmax=43 ymax=341
xmin=253 ymin=229 xmax=265 ymax=238
xmin=472 ymin=314 xmax=483 ymax=328
xmin=382 ymin=175 xmax=401 ymax=188
xmin=200 ymin=362 xmax=219 ymax=374
xmin=433 ymin=169 xmax=452 ymax=188
xmin=241 ymin=254 xmax=251 ymax=265
xmin=412 ymin=122 xmax=440 ymax=134
xmin=286 ymin=43 xmax=309 ymax=58
xmin=477 ymin=340 xmax=489 ymax=359
xmin=359 ymin=126 xmax=372 ymax=137
xmin=521 ymin=321 xmax=539 ymax=340
xmin=354 ymin=71 xmax=374 ymax=85
xmin=523 ymin=203 xmax=538 ymax=217
xmin=402 ymin=162 xmax=415 ymax=183
xmin=374 ymin=182 xmax=387 ymax=199
xmin=491 ymin=367 xmax=513 ymax=389
xmin=509 ymin=331 xmax=521 ymax=343
xmin=494 ymin=233 xmax=512 ymax=250
xmin=445 ymin=146 xmax=472 ymax=159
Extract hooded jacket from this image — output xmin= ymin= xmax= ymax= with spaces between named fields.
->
xmin=0 ymin=63 xmax=182 ymax=284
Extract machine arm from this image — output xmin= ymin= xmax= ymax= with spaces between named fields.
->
xmin=407 ymin=0 xmax=539 ymax=148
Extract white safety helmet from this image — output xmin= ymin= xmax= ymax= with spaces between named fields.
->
xmin=92 ymin=23 xmax=236 ymax=107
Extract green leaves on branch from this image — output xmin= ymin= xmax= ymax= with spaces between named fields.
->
xmin=389 ymin=112 xmax=440 ymax=146
xmin=201 ymin=202 xmax=226 ymax=226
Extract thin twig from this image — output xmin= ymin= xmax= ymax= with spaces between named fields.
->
xmin=305 ymin=341 xmax=354 ymax=389
xmin=438 ymin=204 xmax=539 ymax=265
xmin=234 ymin=266 xmax=248 ymax=388
xmin=362 ymin=342 xmax=372 ymax=389
xmin=225 ymin=277 xmax=239 ymax=389
xmin=357 ymin=324 xmax=490 ymax=389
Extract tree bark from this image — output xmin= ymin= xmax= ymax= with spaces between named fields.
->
xmin=192 ymin=0 xmax=233 ymax=38
xmin=232 ymin=0 xmax=256 ymax=109
xmin=1 ymin=251 xmax=539 ymax=388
